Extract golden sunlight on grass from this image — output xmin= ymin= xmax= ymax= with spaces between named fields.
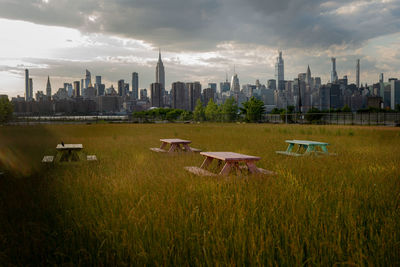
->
xmin=0 ymin=123 xmax=399 ymax=265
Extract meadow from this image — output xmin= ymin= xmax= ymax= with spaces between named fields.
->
xmin=0 ymin=123 xmax=399 ymax=265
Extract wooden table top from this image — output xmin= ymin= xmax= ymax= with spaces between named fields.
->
xmin=160 ymin=139 xmax=191 ymax=144
xmin=200 ymin=152 xmax=261 ymax=161
xmin=56 ymin=144 xmax=83 ymax=150
xmin=285 ymin=140 xmax=329 ymax=145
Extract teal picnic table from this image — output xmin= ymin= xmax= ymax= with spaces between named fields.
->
xmin=276 ymin=140 xmax=331 ymax=156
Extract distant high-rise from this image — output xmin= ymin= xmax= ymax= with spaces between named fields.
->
xmin=85 ymin=69 xmax=91 ymax=90
xmin=73 ymin=81 xmax=80 ymax=97
xmin=150 ymin=83 xmax=163 ymax=107
xmin=118 ymin=79 xmax=125 ymax=96
xmin=220 ymin=74 xmax=230 ymax=93
xmin=267 ymin=79 xmax=276 ymax=90
xmin=275 ymin=51 xmax=285 ymax=90
xmin=208 ymin=83 xmax=217 ymax=92
xmin=306 ymin=65 xmax=312 ymax=86
xmin=390 ymin=79 xmax=400 ymax=110
xmin=171 ymin=82 xmax=187 ymax=110
xmin=379 ymin=73 xmax=384 ymax=83
xmin=46 ymin=76 xmax=52 ymax=98
xmin=331 ymin=57 xmax=338 ymax=83
xmin=156 ymin=50 xmax=165 ymax=92
xmin=132 ymin=72 xmax=139 ymax=99
xmin=356 ymin=59 xmax=360 ymax=88
xmin=231 ymin=68 xmax=240 ymax=93
xmin=29 ymin=78 xmax=33 ymax=101
xmin=187 ymin=82 xmax=202 ymax=111
xmin=95 ymin=76 xmax=101 ymax=85
xmin=25 ymin=69 xmax=30 ymax=101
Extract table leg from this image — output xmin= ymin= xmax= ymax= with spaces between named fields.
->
xmin=321 ymin=145 xmax=328 ymax=153
xmin=200 ymin=157 xmax=213 ymax=169
xmin=183 ymin=144 xmax=192 ymax=152
xmin=246 ymin=161 xmax=259 ymax=174
xmin=286 ymin=143 xmax=294 ymax=153
xmin=160 ymin=142 xmax=167 ymax=150
xmin=220 ymin=162 xmax=233 ymax=176
xmin=168 ymin=144 xmax=178 ymax=153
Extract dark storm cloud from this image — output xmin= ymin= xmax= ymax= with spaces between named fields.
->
xmin=0 ymin=0 xmax=399 ymax=50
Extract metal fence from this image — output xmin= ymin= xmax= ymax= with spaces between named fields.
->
xmin=263 ymin=112 xmax=400 ymax=126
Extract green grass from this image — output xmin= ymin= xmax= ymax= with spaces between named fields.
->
xmin=0 ymin=123 xmax=399 ymax=265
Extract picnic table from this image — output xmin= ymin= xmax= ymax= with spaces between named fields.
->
xmin=185 ymin=152 xmax=275 ymax=176
xmin=150 ymin=139 xmax=201 ymax=153
xmin=42 ymin=144 xmax=97 ymax=163
xmin=276 ymin=140 xmax=331 ymax=156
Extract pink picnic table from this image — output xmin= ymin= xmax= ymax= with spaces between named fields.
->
xmin=198 ymin=152 xmax=271 ymax=176
xmin=159 ymin=138 xmax=195 ymax=153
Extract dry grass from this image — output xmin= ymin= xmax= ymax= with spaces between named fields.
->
xmin=0 ymin=123 xmax=399 ymax=265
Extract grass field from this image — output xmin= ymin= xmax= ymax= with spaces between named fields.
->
xmin=0 ymin=123 xmax=399 ymax=265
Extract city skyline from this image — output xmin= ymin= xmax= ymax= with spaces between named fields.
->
xmin=0 ymin=0 xmax=400 ymax=96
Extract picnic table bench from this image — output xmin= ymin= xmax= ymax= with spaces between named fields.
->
xmin=42 ymin=144 xmax=97 ymax=163
xmin=150 ymin=139 xmax=201 ymax=153
xmin=276 ymin=140 xmax=331 ymax=156
xmin=185 ymin=152 xmax=275 ymax=176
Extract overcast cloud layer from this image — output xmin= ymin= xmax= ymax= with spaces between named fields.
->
xmin=0 ymin=0 xmax=399 ymax=96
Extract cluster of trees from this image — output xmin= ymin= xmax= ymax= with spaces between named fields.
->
xmin=0 ymin=98 xmax=13 ymax=124
xmin=132 ymin=97 xmax=266 ymax=123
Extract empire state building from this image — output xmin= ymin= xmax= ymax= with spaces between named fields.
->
xmin=156 ymin=50 xmax=165 ymax=91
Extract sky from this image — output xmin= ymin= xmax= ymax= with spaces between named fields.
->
xmin=0 ymin=0 xmax=399 ymax=97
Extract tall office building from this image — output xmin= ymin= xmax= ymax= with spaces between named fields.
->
xmin=220 ymin=74 xmax=230 ymax=93
xmin=132 ymin=72 xmax=139 ymax=99
xmin=118 ymin=79 xmax=125 ymax=96
xmin=29 ymin=78 xmax=33 ymax=101
xmin=356 ymin=59 xmax=360 ymax=88
xmin=85 ymin=69 xmax=91 ymax=90
xmin=390 ymin=79 xmax=400 ymax=110
xmin=267 ymin=79 xmax=276 ymax=90
xmin=171 ymin=82 xmax=187 ymax=110
xmin=331 ymin=57 xmax=338 ymax=83
xmin=379 ymin=73 xmax=384 ymax=83
xmin=306 ymin=65 xmax=312 ymax=86
xmin=187 ymin=82 xmax=202 ymax=111
xmin=275 ymin=51 xmax=285 ymax=90
xmin=46 ymin=76 xmax=52 ymax=98
xmin=25 ymin=69 xmax=30 ymax=101
xmin=150 ymin=83 xmax=163 ymax=107
xmin=156 ymin=50 xmax=165 ymax=92
xmin=231 ymin=68 xmax=240 ymax=93
xmin=73 ymin=81 xmax=80 ymax=97
xmin=95 ymin=76 xmax=101 ymax=85
xmin=64 ymin=83 xmax=73 ymax=97
xmin=208 ymin=83 xmax=217 ymax=92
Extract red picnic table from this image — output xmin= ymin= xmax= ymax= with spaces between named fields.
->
xmin=185 ymin=151 xmax=275 ymax=176
xmin=150 ymin=139 xmax=201 ymax=153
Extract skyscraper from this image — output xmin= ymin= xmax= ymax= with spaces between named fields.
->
xmin=331 ymin=57 xmax=338 ymax=83
xmin=379 ymin=73 xmax=384 ymax=83
xmin=156 ymin=50 xmax=165 ymax=92
xmin=95 ymin=76 xmax=101 ymax=85
xmin=275 ymin=51 xmax=285 ymax=90
xmin=118 ymin=80 xmax=125 ymax=96
xmin=25 ymin=69 xmax=30 ymax=101
xmin=187 ymin=82 xmax=202 ymax=111
xmin=73 ymin=81 xmax=80 ymax=97
xmin=85 ymin=69 xmax=91 ymax=90
xmin=46 ymin=76 xmax=52 ymax=98
xmin=220 ymin=74 xmax=230 ymax=93
xmin=356 ymin=59 xmax=360 ymax=88
xmin=306 ymin=65 xmax=312 ymax=86
xmin=171 ymin=82 xmax=187 ymax=110
xmin=29 ymin=78 xmax=33 ymax=101
xmin=150 ymin=83 xmax=163 ymax=107
xmin=132 ymin=72 xmax=139 ymax=100
xmin=231 ymin=67 xmax=240 ymax=93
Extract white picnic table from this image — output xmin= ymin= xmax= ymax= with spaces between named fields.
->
xmin=276 ymin=140 xmax=330 ymax=156
xmin=185 ymin=151 xmax=274 ymax=176
xmin=150 ymin=138 xmax=201 ymax=153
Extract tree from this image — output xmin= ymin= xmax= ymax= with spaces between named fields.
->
xmin=342 ymin=105 xmax=351 ymax=112
xmin=395 ymin=104 xmax=400 ymax=112
xmin=193 ymin=99 xmax=205 ymax=121
xmin=0 ymin=98 xmax=13 ymax=124
xmin=221 ymin=97 xmax=238 ymax=122
xmin=180 ymin=110 xmax=193 ymax=121
xmin=205 ymin=99 xmax=219 ymax=121
xmin=166 ymin=109 xmax=182 ymax=121
xmin=305 ymin=107 xmax=323 ymax=123
xmin=240 ymin=96 xmax=266 ymax=122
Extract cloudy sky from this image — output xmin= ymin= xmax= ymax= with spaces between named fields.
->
xmin=0 ymin=0 xmax=399 ymax=97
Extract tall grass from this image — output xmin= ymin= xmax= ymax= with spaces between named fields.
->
xmin=0 ymin=123 xmax=399 ymax=265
